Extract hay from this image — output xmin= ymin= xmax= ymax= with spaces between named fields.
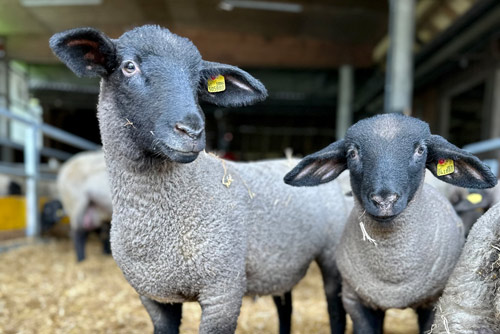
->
xmin=0 ymin=238 xmax=418 ymax=333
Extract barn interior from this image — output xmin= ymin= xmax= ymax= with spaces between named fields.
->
xmin=2 ymin=0 xmax=499 ymax=162
xmin=1 ymin=0 xmax=500 ymax=333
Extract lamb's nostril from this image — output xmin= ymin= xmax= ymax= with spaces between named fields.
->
xmin=370 ymin=193 xmax=399 ymax=208
xmin=175 ymin=123 xmax=203 ymax=139
xmin=386 ymin=194 xmax=398 ymax=204
xmin=370 ymin=194 xmax=383 ymax=206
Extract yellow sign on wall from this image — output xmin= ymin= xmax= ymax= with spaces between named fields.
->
xmin=0 ymin=196 xmax=26 ymax=231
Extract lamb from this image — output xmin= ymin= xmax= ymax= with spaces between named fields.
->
xmin=57 ymin=150 xmax=112 ymax=261
xmin=284 ymin=113 xmax=497 ymax=334
xmin=49 ymin=25 xmax=350 ymax=334
xmin=431 ymin=202 xmax=500 ymax=333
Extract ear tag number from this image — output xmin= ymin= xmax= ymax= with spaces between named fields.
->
xmin=207 ymin=75 xmax=226 ymax=93
xmin=467 ymin=193 xmax=483 ymax=204
xmin=437 ymin=159 xmax=455 ymax=176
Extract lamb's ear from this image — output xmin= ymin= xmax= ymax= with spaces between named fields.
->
xmin=198 ymin=61 xmax=267 ymax=107
xmin=426 ymin=135 xmax=497 ymax=189
xmin=284 ymin=140 xmax=347 ymax=187
xmin=49 ymin=27 xmax=117 ymax=78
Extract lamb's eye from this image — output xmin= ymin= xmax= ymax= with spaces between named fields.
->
xmin=348 ymin=148 xmax=358 ymax=160
xmin=122 ymin=61 xmax=139 ymax=76
xmin=415 ymin=145 xmax=425 ymax=157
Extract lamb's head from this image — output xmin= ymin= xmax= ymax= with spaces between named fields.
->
xmin=49 ymin=25 xmax=267 ymax=163
xmin=285 ymin=113 xmax=497 ymax=222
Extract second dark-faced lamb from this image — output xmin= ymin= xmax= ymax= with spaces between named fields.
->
xmin=284 ymin=113 xmax=497 ymax=334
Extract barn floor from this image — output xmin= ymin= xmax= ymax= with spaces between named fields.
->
xmin=0 ymin=237 xmax=418 ymax=334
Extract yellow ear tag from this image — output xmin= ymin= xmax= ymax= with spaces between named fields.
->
xmin=436 ymin=159 xmax=455 ymax=176
xmin=207 ymin=75 xmax=226 ymax=93
xmin=467 ymin=193 xmax=483 ymax=204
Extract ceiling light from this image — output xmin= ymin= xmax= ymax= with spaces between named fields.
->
xmin=218 ymin=1 xmax=303 ymax=13
xmin=20 ymin=0 xmax=102 ymax=6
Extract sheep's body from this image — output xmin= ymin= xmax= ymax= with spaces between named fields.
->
xmin=107 ymin=147 xmax=347 ymax=308
xmin=57 ymin=150 xmax=112 ymax=229
xmin=57 ymin=150 xmax=112 ymax=261
xmin=336 ymin=183 xmax=463 ymax=311
xmin=432 ymin=202 xmax=500 ymax=333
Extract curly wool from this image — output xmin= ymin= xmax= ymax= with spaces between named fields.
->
xmin=432 ymin=202 xmax=500 ymax=334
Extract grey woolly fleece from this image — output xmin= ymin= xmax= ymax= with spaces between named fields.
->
xmin=98 ymin=88 xmax=348 ymax=323
xmin=336 ymin=182 xmax=464 ymax=311
xmin=432 ymin=202 xmax=500 ymax=333
xmin=108 ymin=152 xmax=346 ymax=300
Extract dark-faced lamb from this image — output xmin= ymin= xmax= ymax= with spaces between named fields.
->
xmin=431 ymin=201 xmax=500 ymax=333
xmin=57 ymin=150 xmax=112 ymax=261
xmin=284 ymin=113 xmax=497 ymax=334
xmin=49 ymin=25 xmax=350 ymax=334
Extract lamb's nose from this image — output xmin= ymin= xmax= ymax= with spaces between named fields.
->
xmin=175 ymin=123 xmax=203 ymax=139
xmin=370 ymin=193 xmax=399 ymax=209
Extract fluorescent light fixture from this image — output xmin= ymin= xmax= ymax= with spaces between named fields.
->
xmin=218 ymin=0 xmax=303 ymax=13
xmin=20 ymin=0 xmax=102 ymax=6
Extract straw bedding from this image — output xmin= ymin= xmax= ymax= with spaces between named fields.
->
xmin=0 ymin=237 xmax=417 ymax=333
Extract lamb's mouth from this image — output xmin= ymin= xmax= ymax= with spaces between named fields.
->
xmin=156 ymin=142 xmax=204 ymax=163
xmin=370 ymin=213 xmax=398 ymax=223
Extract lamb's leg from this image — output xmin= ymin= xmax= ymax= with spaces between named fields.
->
xmin=99 ymin=222 xmax=111 ymax=255
xmin=316 ymin=257 xmax=346 ymax=334
xmin=198 ymin=291 xmax=243 ymax=334
xmin=416 ymin=307 xmax=434 ymax=334
xmin=73 ymin=229 xmax=87 ymax=262
xmin=272 ymin=291 xmax=292 ymax=334
xmin=140 ymin=296 xmax=182 ymax=334
xmin=342 ymin=282 xmax=384 ymax=334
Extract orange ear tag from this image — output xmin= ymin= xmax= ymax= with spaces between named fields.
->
xmin=207 ymin=75 xmax=226 ymax=93
xmin=436 ymin=159 xmax=455 ymax=176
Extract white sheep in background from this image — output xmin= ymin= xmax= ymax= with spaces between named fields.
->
xmin=57 ymin=150 xmax=112 ymax=261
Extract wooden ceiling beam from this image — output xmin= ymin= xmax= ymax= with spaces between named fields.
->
xmin=8 ymin=29 xmax=375 ymax=68
xmin=174 ymin=28 xmax=374 ymax=68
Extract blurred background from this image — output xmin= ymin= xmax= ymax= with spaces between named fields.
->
xmin=0 ymin=0 xmax=499 ymax=333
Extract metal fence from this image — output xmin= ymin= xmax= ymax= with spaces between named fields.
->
xmin=0 ymin=107 xmax=100 ymax=237
xmin=463 ymin=138 xmax=500 ymax=177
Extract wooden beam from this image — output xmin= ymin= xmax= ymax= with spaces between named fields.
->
xmin=8 ymin=28 xmax=375 ymax=68
xmin=173 ymin=28 xmax=374 ymax=68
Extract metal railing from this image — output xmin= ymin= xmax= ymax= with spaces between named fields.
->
xmin=463 ymin=138 xmax=500 ymax=177
xmin=0 ymin=107 xmax=100 ymax=237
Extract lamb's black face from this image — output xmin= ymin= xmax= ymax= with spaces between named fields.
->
xmin=106 ymin=28 xmax=206 ymax=163
xmin=344 ymin=115 xmax=430 ymax=221
xmin=49 ymin=25 xmax=267 ymax=164
xmin=285 ymin=113 xmax=497 ymax=222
